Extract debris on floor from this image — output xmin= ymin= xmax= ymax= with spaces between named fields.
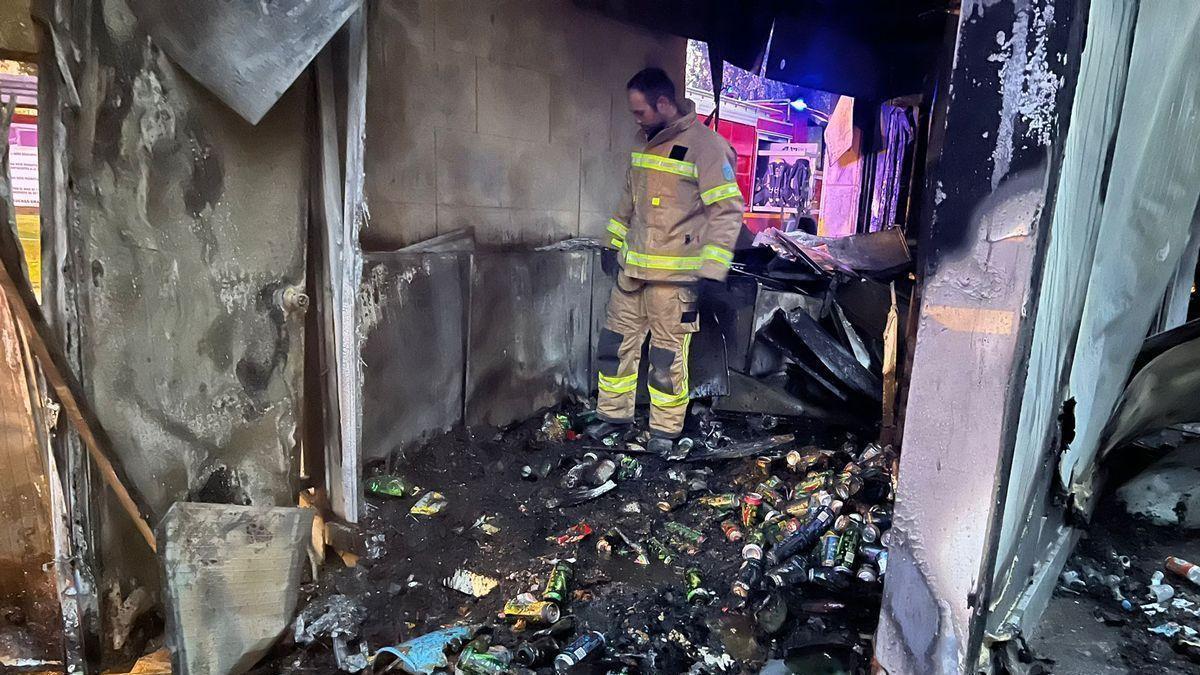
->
xmin=256 ymin=406 xmax=897 ymax=673
xmin=1036 ymin=491 xmax=1200 ymax=673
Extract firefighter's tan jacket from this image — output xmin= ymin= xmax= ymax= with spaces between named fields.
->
xmin=605 ymin=98 xmax=745 ymax=282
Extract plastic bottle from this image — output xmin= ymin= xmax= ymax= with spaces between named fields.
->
xmin=1166 ymin=557 xmax=1200 ymax=587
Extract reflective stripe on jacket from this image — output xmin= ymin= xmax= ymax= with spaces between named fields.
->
xmin=606 ymin=98 xmax=745 ymax=283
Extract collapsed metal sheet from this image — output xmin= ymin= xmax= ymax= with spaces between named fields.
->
xmin=1100 ymin=336 xmax=1200 ymax=464
xmin=990 ymin=0 xmax=1200 ymax=648
xmin=465 ymin=252 xmax=592 ymax=428
xmin=127 ymin=0 xmax=360 ymax=124
xmin=359 ymin=253 xmax=467 ymax=461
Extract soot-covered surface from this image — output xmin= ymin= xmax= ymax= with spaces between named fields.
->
xmin=258 ymin=408 xmax=890 ymax=674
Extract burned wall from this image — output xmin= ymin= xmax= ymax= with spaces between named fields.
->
xmin=361 ymin=0 xmax=686 ymax=249
xmin=358 ymin=250 xmax=598 ymax=461
xmin=42 ymin=0 xmax=309 ymax=656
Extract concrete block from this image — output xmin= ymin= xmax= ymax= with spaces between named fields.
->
xmin=436 ymin=49 xmax=478 ymax=133
xmin=370 ymin=0 xmax=435 ymax=49
xmin=550 ymin=74 xmax=612 ymax=152
xmin=436 ymin=204 xmax=512 ymax=236
xmin=360 ymin=199 xmax=437 ymax=251
xmin=159 ymin=503 xmax=313 ymax=675
xmin=610 ymin=90 xmax=643 ymax=153
xmin=580 ymin=210 xmax=613 ymax=241
xmin=509 ymin=209 xmax=579 ymax=244
xmin=478 ymin=61 xmax=550 ymax=142
xmin=434 ymin=0 xmax=497 ymax=58
xmin=507 ymin=140 xmax=580 ymax=211
xmin=435 ymin=131 xmax=512 ymax=207
xmin=488 ymin=0 xmax=577 ymax=77
xmin=365 ymin=127 xmax=436 ymax=205
xmin=580 ymin=150 xmax=627 ymax=215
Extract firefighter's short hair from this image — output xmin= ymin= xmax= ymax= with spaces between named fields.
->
xmin=627 ymin=67 xmax=677 ymax=107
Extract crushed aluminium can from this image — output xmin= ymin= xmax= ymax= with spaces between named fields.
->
xmin=796 ymin=471 xmax=833 ymax=495
xmin=783 ymin=499 xmax=813 ymax=519
xmin=457 ymin=646 xmax=511 ymax=674
xmin=699 ymin=493 xmax=739 ymax=510
xmin=740 ymin=493 xmax=763 ymax=527
xmin=616 ymin=455 xmax=642 ymax=481
xmin=542 ymin=560 xmax=573 ymax=604
xmin=664 ymin=521 xmax=706 ymax=545
xmin=861 ymin=523 xmax=881 ymax=544
xmin=720 ymin=519 xmax=744 ymax=542
xmin=503 ymin=598 xmax=561 ymax=624
xmin=684 ymin=568 xmax=712 ymax=604
xmin=547 ymin=523 xmax=594 ymax=546
xmin=755 ymin=483 xmax=787 ymax=509
xmin=647 ymin=537 xmax=674 ymax=564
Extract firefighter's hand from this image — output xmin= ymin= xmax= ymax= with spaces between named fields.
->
xmin=697 ymin=277 xmax=725 ymax=298
xmin=601 ymin=248 xmax=620 ymax=278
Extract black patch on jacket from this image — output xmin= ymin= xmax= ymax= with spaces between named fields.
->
xmin=669 ymin=145 xmax=689 ymax=161
xmin=681 ymin=311 xmax=698 ymax=324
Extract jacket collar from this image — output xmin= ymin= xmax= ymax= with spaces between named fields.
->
xmin=643 ymin=98 xmax=697 ymax=147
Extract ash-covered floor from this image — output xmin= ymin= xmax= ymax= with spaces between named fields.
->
xmin=1030 ymin=487 xmax=1200 ymax=674
xmin=257 ymin=407 xmax=893 ymax=674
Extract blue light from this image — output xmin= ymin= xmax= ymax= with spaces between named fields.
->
xmin=789 ymin=98 xmax=808 ymax=111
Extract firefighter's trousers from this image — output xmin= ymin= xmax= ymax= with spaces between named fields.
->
xmin=596 ymin=274 xmax=699 ymax=437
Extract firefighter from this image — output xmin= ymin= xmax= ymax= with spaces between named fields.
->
xmin=591 ymin=67 xmax=745 ymax=455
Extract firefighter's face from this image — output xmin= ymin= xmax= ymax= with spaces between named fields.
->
xmin=628 ymin=89 xmax=669 ymax=134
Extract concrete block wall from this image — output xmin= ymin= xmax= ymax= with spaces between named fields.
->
xmin=363 ymin=0 xmax=686 ymax=250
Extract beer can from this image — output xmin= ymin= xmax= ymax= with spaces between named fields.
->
xmin=503 ymin=598 xmax=561 ymax=624
xmin=542 ymin=560 xmax=573 ymax=604
xmin=763 ymin=474 xmax=786 ymax=491
xmin=861 ymin=523 xmax=881 ymax=545
xmin=745 ymin=528 xmax=766 ymax=547
xmin=740 ymin=493 xmax=763 ymax=527
xmin=784 ymin=449 xmax=804 ymax=472
xmin=834 ymin=474 xmax=864 ymax=500
xmin=742 ymin=543 xmax=764 ymax=560
xmin=647 ymin=537 xmax=674 ymax=564
xmin=766 ymin=555 xmax=809 ymax=589
xmin=756 ymin=483 xmax=787 ymax=509
xmin=833 ymin=524 xmax=861 ymax=574
xmin=858 ymin=443 xmax=885 ymax=466
xmin=796 ymin=471 xmax=832 ymax=495
xmin=867 ymin=505 xmax=893 ymax=530
xmin=699 ymin=493 xmax=739 ymax=510
xmin=554 ymin=631 xmax=606 ymax=671
xmin=859 ymin=544 xmax=886 ymax=564
xmin=664 ymin=521 xmax=706 ymax=545
xmin=784 ymin=499 xmax=812 ymax=519
xmin=732 ymin=555 xmax=763 ymax=597
xmin=819 ymin=532 xmax=839 ymax=567
xmin=684 ymin=568 xmax=711 ymax=604
xmin=856 ymin=564 xmax=879 ymax=583
xmin=720 ymin=519 xmax=744 ymax=542
xmin=774 ymin=517 xmax=803 ymax=543
xmin=755 ymin=456 xmax=773 ymax=476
